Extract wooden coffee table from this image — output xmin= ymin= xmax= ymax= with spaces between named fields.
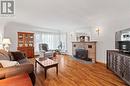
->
xmin=35 ymin=58 xmax=58 ymax=79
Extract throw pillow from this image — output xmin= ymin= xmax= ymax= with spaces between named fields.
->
xmin=0 ymin=49 xmax=10 ymax=60
xmin=11 ymin=51 xmax=26 ymax=61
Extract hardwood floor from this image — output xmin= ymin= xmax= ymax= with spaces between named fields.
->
xmin=33 ymin=55 xmax=127 ymax=86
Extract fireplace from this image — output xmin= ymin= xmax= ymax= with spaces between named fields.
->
xmin=72 ymin=42 xmax=96 ymax=63
xmin=75 ymin=49 xmax=91 ymax=61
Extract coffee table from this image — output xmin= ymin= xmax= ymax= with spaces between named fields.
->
xmin=35 ymin=58 xmax=58 ymax=79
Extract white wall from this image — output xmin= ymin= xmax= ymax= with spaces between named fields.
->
xmin=3 ymin=21 xmax=125 ymax=64
xmin=4 ymin=22 xmax=60 ymax=51
xmin=0 ymin=21 xmax=7 ymax=49
xmin=3 ymin=19 xmax=130 ymax=64
xmin=90 ymin=27 xmax=116 ymax=63
xmin=90 ymin=18 xmax=130 ymax=63
xmin=4 ymin=22 xmax=91 ymax=55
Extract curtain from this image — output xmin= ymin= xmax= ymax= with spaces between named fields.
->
xmin=34 ymin=32 xmax=42 ymax=53
xmin=42 ymin=32 xmax=60 ymax=50
xmin=34 ymin=31 xmax=67 ymax=53
xmin=59 ymin=32 xmax=67 ymax=52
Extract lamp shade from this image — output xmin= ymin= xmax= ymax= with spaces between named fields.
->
xmin=2 ymin=38 xmax=11 ymax=44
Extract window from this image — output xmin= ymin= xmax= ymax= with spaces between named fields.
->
xmin=42 ymin=32 xmax=60 ymax=50
xmin=34 ymin=31 xmax=67 ymax=53
xmin=34 ymin=32 xmax=42 ymax=53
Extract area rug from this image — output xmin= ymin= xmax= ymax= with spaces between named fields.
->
xmin=70 ymin=55 xmax=93 ymax=64
xmin=0 ymin=73 xmax=32 ymax=86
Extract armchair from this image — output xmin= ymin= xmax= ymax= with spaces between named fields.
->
xmin=39 ymin=43 xmax=54 ymax=58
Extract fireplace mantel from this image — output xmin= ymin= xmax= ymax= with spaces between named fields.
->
xmin=72 ymin=41 xmax=97 ymax=43
xmin=72 ymin=41 xmax=96 ymax=63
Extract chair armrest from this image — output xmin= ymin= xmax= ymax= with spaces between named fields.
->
xmin=48 ymin=50 xmax=55 ymax=53
xmin=48 ymin=49 xmax=55 ymax=51
xmin=0 ymin=64 xmax=34 ymax=79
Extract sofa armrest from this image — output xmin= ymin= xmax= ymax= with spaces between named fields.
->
xmin=0 ymin=63 xmax=34 ymax=79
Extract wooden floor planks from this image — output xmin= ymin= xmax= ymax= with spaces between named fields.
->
xmin=31 ymin=55 xmax=127 ymax=86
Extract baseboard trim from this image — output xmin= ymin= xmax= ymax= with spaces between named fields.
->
xmin=96 ymin=61 xmax=106 ymax=66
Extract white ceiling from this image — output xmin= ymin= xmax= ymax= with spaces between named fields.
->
xmin=2 ymin=0 xmax=130 ymax=30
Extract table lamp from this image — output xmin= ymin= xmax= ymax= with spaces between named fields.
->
xmin=2 ymin=38 xmax=11 ymax=52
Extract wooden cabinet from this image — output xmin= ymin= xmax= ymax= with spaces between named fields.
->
xmin=107 ymin=50 xmax=130 ymax=85
xmin=72 ymin=42 xmax=96 ymax=63
xmin=17 ymin=32 xmax=34 ymax=58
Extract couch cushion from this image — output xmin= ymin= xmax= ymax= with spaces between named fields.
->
xmin=0 ymin=49 xmax=10 ymax=60
xmin=11 ymin=51 xmax=26 ymax=61
xmin=8 ymin=52 xmax=15 ymax=61
xmin=18 ymin=58 xmax=30 ymax=64
xmin=0 ymin=60 xmax=19 ymax=67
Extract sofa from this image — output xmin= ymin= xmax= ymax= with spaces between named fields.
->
xmin=0 ymin=49 xmax=35 ymax=86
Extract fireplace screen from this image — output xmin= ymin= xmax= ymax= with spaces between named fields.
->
xmin=75 ymin=49 xmax=91 ymax=61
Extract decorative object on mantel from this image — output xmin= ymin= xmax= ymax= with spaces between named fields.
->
xmin=71 ymin=32 xmax=90 ymax=42
xmin=79 ymin=36 xmax=90 ymax=42
xmin=2 ymin=38 xmax=11 ymax=52
xmin=77 ymin=33 xmax=90 ymax=42
xmin=79 ymin=36 xmax=85 ymax=42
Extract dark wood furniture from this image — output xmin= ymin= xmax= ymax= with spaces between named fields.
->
xmin=107 ymin=50 xmax=130 ymax=85
xmin=35 ymin=58 xmax=58 ymax=79
xmin=17 ymin=32 xmax=34 ymax=58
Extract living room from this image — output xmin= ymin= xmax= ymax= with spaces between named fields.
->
xmin=0 ymin=0 xmax=130 ymax=86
